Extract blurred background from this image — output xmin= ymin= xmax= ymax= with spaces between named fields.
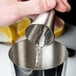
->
xmin=56 ymin=0 xmax=76 ymax=25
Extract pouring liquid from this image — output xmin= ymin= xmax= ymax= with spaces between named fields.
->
xmin=35 ymin=44 xmax=42 ymax=69
xmin=35 ymin=26 xmax=53 ymax=70
xmin=35 ymin=28 xmax=46 ymax=69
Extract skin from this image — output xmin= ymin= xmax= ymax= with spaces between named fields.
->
xmin=0 ymin=0 xmax=71 ymax=26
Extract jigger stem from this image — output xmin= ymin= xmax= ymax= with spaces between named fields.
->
xmin=32 ymin=10 xmax=55 ymax=31
xmin=45 ymin=10 xmax=55 ymax=31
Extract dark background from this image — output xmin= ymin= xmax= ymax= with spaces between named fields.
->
xmin=56 ymin=0 xmax=76 ymax=25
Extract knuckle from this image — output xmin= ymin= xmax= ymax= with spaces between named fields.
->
xmin=35 ymin=0 xmax=48 ymax=14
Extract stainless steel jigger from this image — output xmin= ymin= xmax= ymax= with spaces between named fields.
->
xmin=26 ymin=10 xmax=55 ymax=47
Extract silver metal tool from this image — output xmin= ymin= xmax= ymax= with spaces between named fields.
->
xmin=9 ymin=39 xmax=68 ymax=76
xmin=26 ymin=10 xmax=55 ymax=47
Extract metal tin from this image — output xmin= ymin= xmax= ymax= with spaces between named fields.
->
xmin=9 ymin=39 xmax=68 ymax=76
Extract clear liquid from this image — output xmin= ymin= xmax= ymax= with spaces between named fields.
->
xmin=35 ymin=44 xmax=43 ymax=69
xmin=35 ymin=27 xmax=51 ymax=69
xmin=35 ymin=30 xmax=45 ymax=69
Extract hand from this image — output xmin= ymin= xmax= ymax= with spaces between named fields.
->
xmin=0 ymin=0 xmax=71 ymax=26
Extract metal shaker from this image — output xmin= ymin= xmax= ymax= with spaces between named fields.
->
xmin=9 ymin=39 xmax=68 ymax=76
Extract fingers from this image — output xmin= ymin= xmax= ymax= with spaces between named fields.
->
xmin=55 ymin=0 xmax=71 ymax=12
xmin=62 ymin=0 xmax=71 ymax=11
xmin=11 ymin=0 xmax=71 ymax=24
xmin=16 ymin=0 xmax=56 ymax=18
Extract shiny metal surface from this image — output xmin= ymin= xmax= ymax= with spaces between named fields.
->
xmin=9 ymin=39 xmax=68 ymax=70
xmin=45 ymin=10 xmax=55 ymax=30
xmin=26 ymin=25 xmax=54 ymax=47
xmin=14 ymin=62 xmax=67 ymax=76
xmin=25 ymin=10 xmax=55 ymax=46
xmin=31 ymin=10 xmax=55 ymax=30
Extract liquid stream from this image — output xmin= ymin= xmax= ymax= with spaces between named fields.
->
xmin=35 ymin=44 xmax=42 ymax=69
